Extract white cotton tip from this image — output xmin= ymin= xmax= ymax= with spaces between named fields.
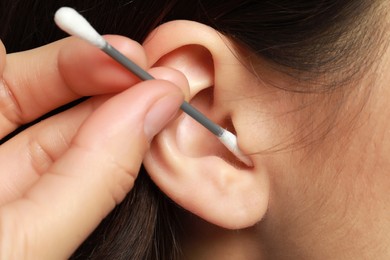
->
xmin=54 ymin=7 xmax=106 ymax=49
xmin=218 ymin=130 xmax=253 ymax=167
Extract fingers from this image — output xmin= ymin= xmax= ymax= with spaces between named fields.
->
xmin=0 ymin=78 xmax=184 ymax=259
xmin=0 ymin=67 xmax=189 ymax=206
xmin=57 ymin=35 xmax=148 ymax=96
xmin=0 ymin=35 xmax=147 ymax=138
xmin=0 ymin=96 xmax=107 ymax=206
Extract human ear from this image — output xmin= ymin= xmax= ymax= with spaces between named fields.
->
xmin=143 ymin=21 xmax=270 ymax=229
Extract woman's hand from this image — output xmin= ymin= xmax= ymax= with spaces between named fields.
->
xmin=0 ymin=36 xmax=184 ymax=259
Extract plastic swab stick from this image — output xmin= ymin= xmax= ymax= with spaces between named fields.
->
xmin=54 ymin=7 xmax=253 ymax=167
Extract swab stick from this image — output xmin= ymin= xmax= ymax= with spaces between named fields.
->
xmin=54 ymin=7 xmax=253 ymax=167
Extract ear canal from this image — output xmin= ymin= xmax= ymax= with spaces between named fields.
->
xmin=153 ymin=44 xmax=248 ymax=166
xmin=176 ymin=88 xmax=248 ymax=167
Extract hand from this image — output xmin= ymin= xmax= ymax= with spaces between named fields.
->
xmin=0 ymin=36 xmax=185 ymax=259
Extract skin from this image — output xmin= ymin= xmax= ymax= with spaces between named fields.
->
xmin=142 ymin=20 xmax=390 ymax=260
xmin=0 ymin=36 xmax=185 ymax=259
xmin=1 ymin=11 xmax=390 ymax=260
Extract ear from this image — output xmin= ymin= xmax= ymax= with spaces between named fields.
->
xmin=143 ymin=21 xmax=270 ymax=229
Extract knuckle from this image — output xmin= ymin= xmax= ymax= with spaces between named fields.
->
xmin=70 ymin=142 xmax=140 ymax=204
xmin=0 ymin=77 xmax=23 ymax=131
xmin=27 ymin=137 xmax=54 ymax=175
xmin=103 ymin=155 xmax=139 ymax=204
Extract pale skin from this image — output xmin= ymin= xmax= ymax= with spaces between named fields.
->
xmin=1 ymin=16 xmax=390 ymax=260
xmin=143 ymin=21 xmax=390 ymax=259
xmin=0 ymin=36 xmax=185 ymax=259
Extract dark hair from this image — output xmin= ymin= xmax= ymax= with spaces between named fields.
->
xmin=0 ymin=0 xmax=384 ymax=259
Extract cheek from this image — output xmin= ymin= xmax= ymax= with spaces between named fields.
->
xmin=233 ymin=89 xmax=345 ymax=218
xmin=232 ymin=90 xmax=300 ymax=156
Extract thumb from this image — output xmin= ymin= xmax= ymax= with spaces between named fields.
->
xmin=0 ymin=79 xmax=183 ymax=259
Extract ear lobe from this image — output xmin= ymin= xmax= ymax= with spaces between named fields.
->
xmin=144 ymin=123 xmax=270 ymax=229
xmin=143 ymin=21 xmax=270 ymax=229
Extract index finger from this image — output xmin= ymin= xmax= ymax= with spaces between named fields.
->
xmin=0 ymin=35 xmax=148 ymax=139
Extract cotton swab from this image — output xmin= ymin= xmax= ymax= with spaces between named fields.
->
xmin=54 ymin=7 xmax=253 ymax=167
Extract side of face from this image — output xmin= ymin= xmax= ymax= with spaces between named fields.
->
xmin=141 ymin=20 xmax=390 ymax=257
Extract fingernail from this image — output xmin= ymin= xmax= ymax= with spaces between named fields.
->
xmin=144 ymin=93 xmax=183 ymax=141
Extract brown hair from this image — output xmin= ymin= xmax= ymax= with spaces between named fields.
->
xmin=0 ymin=0 xmax=384 ymax=258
